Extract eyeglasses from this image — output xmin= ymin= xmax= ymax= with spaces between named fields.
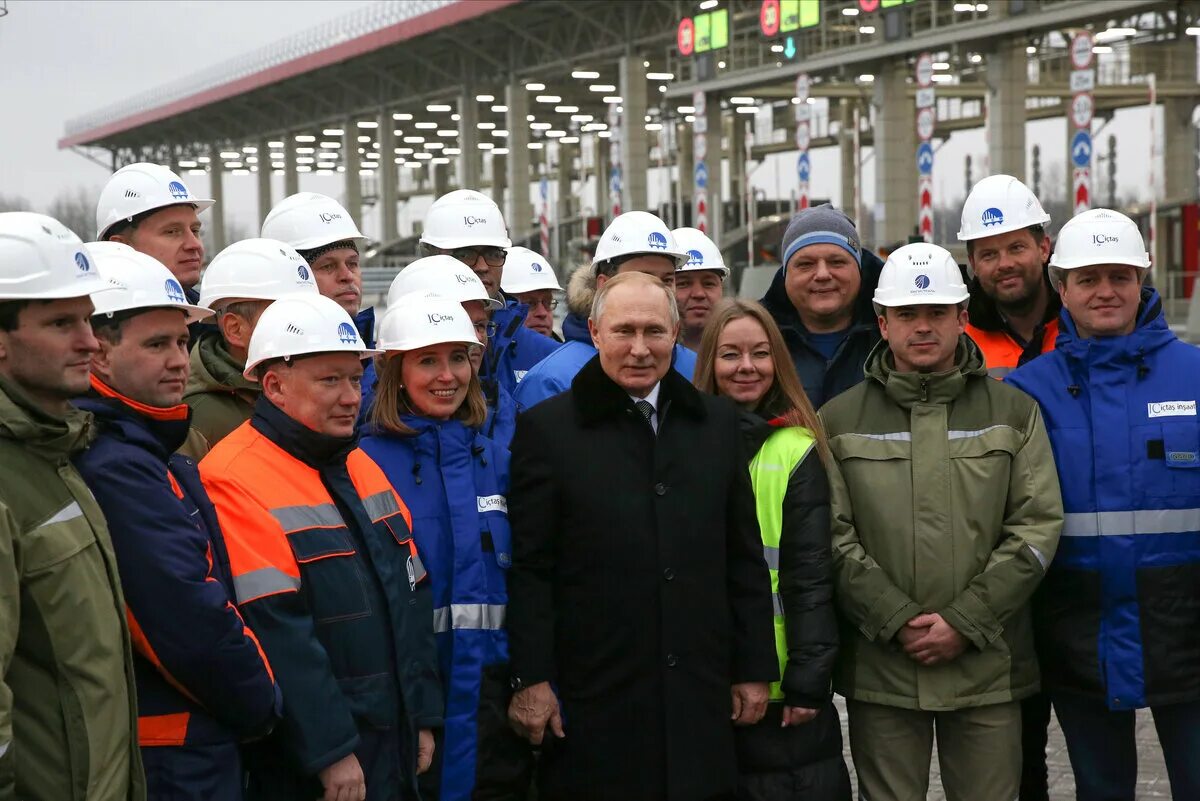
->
xmin=473 ymin=320 xmax=499 ymax=338
xmin=449 ymin=246 xmax=507 ymax=269
xmin=525 ymin=298 xmax=559 ymax=311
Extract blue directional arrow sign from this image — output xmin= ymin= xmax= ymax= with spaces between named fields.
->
xmin=783 ymin=36 xmax=796 ymax=60
xmin=916 ymin=142 xmax=934 ymax=176
xmin=694 ymin=161 xmax=709 ymax=189
xmin=797 ymin=152 xmax=811 ymax=182
xmin=1071 ymin=129 xmax=1093 ymax=168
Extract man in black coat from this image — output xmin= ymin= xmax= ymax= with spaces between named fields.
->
xmin=506 ymin=271 xmax=778 ymax=801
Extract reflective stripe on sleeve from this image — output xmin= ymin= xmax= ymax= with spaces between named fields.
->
xmin=1062 ymin=508 xmax=1200 ymax=537
xmin=0 ymin=741 xmax=8 ymax=759
xmin=763 ymin=545 xmax=780 ymax=571
xmin=1026 ymin=543 xmax=1049 ymax=570
xmin=432 ymin=603 xmax=506 ymax=634
xmin=362 ymin=490 xmax=401 ymax=522
xmin=233 ymin=566 xmax=301 ymax=603
xmin=269 ymin=503 xmax=344 ymax=532
xmin=849 ymin=431 xmax=912 ymax=442
xmin=37 ymin=501 xmax=83 ymax=529
xmin=772 ymin=593 xmax=784 ymax=616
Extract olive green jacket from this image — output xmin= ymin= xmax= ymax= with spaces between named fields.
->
xmin=181 ymin=331 xmax=259 ymax=459
xmin=0 ymin=376 xmax=144 ymax=801
xmin=819 ymin=337 xmax=1063 ymax=711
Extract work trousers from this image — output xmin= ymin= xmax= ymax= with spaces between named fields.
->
xmin=1051 ymin=691 xmax=1200 ymax=801
xmin=846 ymin=699 xmax=1020 ymax=801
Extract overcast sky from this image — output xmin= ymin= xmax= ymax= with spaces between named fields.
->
xmin=0 ymin=0 xmax=1194 ymax=244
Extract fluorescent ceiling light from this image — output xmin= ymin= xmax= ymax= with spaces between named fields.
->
xmin=571 ymin=70 xmax=600 ymax=79
xmin=295 ymin=147 xmax=315 ymax=154
xmin=357 ymin=135 xmax=372 ymax=143
xmin=677 ymin=105 xmax=695 ymax=113
xmin=555 ymin=105 xmax=580 ymax=113
xmin=646 ymin=72 xmax=674 ymax=81
xmin=525 ymin=82 xmax=545 ymax=91
xmin=220 ymin=151 xmax=240 ymax=159
xmin=294 ymin=135 xmax=316 ymax=142
xmin=699 ymin=0 xmax=718 ymax=9
xmin=491 ymin=104 xmax=508 ymax=112
xmin=494 ymin=148 xmax=509 ymax=155
xmin=730 ymin=96 xmax=756 ymax=104
xmin=476 ymin=94 xmax=494 ymax=102
xmin=356 ymin=121 xmax=378 ymax=129
xmin=589 ymin=84 xmax=616 ymax=93
xmin=842 ymin=7 xmax=858 ymax=14
xmin=427 ymin=104 xmax=452 ymax=112
xmin=437 ymin=130 xmax=458 ymax=137
xmin=323 ymin=128 xmax=343 ymax=136
xmin=392 ymin=112 xmax=413 ymax=121
xmin=528 ymin=142 xmax=545 ymax=149
xmin=561 ymin=136 xmax=580 ymax=143
xmin=933 ymin=62 xmax=950 ymax=69
xmin=859 ymin=25 xmax=876 ymax=33
xmin=602 ymin=96 xmax=622 ymax=104
xmin=267 ymin=141 xmax=283 ymax=148
xmin=735 ymin=106 xmax=757 ymax=114
xmin=478 ymin=122 xmax=496 ymax=130
xmin=858 ymin=74 xmax=875 ymax=82
xmin=535 ymin=95 xmax=561 ymax=103
xmin=415 ymin=122 xmax=437 ymax=129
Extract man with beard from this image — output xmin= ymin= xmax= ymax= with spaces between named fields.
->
xmin=958 ymin=175 xmax=1058 ymax=380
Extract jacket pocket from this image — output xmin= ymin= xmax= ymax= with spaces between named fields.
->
xmin=287 ymin=527 xmax=372 ymax=623
xmin=337 ymin=672 xmax=400 ymax=730
xmin=483 ymin=515 xmax=513 ymax=570
xmin=23 ymin=501 xmax=97 ymax=573
xmin=1135 ymin=422 xmax=1200 ymax=502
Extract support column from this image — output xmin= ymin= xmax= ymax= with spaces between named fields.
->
xmin=840 ymin=100 xmax=858 ymax=214
xmin=986 ymin=38 xmax=1027 ymax=180
xmin=593 ymin=133 xmax=610 ymax=221
xmin=505 ymin=81 xmax=532 ymax=236
xmin=431 ymin=161 xmax=449 ymax=199
xmin=873 ymin=60 xmax=916 ymax=247
xmin=491 ymin=152 xmax=507 ymax=208
xmin=728 ymin=114 xmax=746 ymax=228
xmin=618 ymin=55 xmax=649 ymax=213
xmin=378 ymin=110 xmax=399 ymax=244
xmin=256 ymin=137 xmax=272 ymax=222
xmin=342 ymin=122 xmax=362 ymax=224
xmin=556 ymin=141 xmax=573 ymax=269
xmin=284 ymin=136 xmax=299 ymax=196
xmin=677 ymin=121 xmax=693 ymax=227
xmin=459 ymin=92 xmax=481 ymax=191
xmin=208 ymin=149 xmax=227 ymax=252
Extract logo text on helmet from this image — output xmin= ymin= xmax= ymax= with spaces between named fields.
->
xmin=286 ymin=324 xmax=305 ymax=335
xmin=463 ymin=216 xmax=488 ymax=227
xmin=648 ymin=232 xmax=668 ymax=250
xmin=427 ymin=312 xmax=456 ymax=324
xmin=298 ymin=265 xmax=310 ymax=281
xmin=981 ymin=207 xmax=1004 ymax=227
xmin=531 ymin=262 xmax=544 ymax=272
xmin=455 ymin=273 xmax=472 ymax=284
xmin=914 ymin=274 xmax=931 ymax=290
xmin=167 ymin=181 xmax=190 ymax=200
xmin=319 ymin=212 xmax=343 ymax=224
xmin=164 ymin=279 xmax=186 ymax=303
xmin=337 ymin=322 xmax=358 ymax=344
xmin=124 ymin=189 xmax=141 ymax=199
xmin=75 ymin=252 xmax=91 ymax=273
xmin=1092 ymin=234 xmax=1119 ymax=246
xmin=686 ymin=249 xmax=704 ymax=266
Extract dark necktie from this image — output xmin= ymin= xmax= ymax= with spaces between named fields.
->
xmin=635 ymin=399 xmax=655 ymax=429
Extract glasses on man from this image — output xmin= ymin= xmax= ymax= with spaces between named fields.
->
xmin=525 ymin=298 xmax=559 ymax=312
xmin=449 ymin=246 xmax=507 ymax=269
xmin=474 ymin=320 xmax=499 ymax=339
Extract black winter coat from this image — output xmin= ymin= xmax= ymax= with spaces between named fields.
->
xmin=759 ymin=249 xmax=885 ymax=410
xmin=734 ymin=413 xmax=849 ymax=801
xmin=507 ymin=357 xmax=778 ymax=801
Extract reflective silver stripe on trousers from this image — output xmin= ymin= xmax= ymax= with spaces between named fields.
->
xmin=270 ymin=503 xmax=344 ymax=532
xmin=1062 ymin=508 xmax=1200 ymax=537
xmin=763 ymin=545 xmax=780 ymax=571
xmin=362 ymin=490 xmax=401 ymax=521
xmin=947 ymin=425 xmax=1016 ymax=440
xmin=233 ymin=566 xmax=301 ymax=603
xmin=38 ymin=501 xmax=83 ymax=528
xmin=772 ymin=593 xmax=784 ymax=616
xmin=432 ymin=603 xmax=506 ymax=634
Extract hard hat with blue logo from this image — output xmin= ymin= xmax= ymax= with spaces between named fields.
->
xmin=1049 ymin=208 xmax=1150 ymax=272
xmin=957 ymin=174 xmax=1051 ymax=242
xmin=420 ymin=190 xmax=512 ymax=250
xmin=387 ymin=255 xmax=503 ymax=311
xmin=874 ymin=242 xmax=969 ymax=308
xmin=243 ymin=293 xmax=382 ymax=378
xmin=593 ymin=211 xmax=690 ymax=271
xmin=261 ymin=192 xmax=368 ymax=252
xmin=198 ymin=238 xmax=320 ymax=310
xmin=376 ymin=294 xmax=481 ymax=353
xmin=671 ymin=227 xmax=729 ymax=277
xmin=0 ymin=212 xmax=115 ymax=300
xmin=500 ymin=246 xmax=563 ymax=294
xmin=85 ymin=242 xmax=212 ymax=323
xmin=95 ymin=163 xmax=215 ymax=240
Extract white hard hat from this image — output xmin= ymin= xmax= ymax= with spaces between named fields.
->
xmin=0 ymin=212 xmax=114 ymax=301
xmin=500 ymin=247 xmax=563 ymax=294
xmin=376 ymin=294 xmax=480 ymax=353
xmin=85 ymin=242 xmax=212 ymax=323
xmin=672 ymin=227 xmax=729 ymax=276
xmin=420 ymin=190 xmax=511 ymax=249
xmin=874 ymin=243 xmax=970 ymax=307
xmin=260 ymin=192 xmax=367 ymax=252
xmin=958 ymin=174 xmax=1051 ymax=242
xmin=387 ymin=255 xmax=503 ymax=310
xmin=244 ymin=293 xmax=381 ymax=378
xmin=594 ymin=211 xmax=689 ymax=269
xmin=95 ymin=163 xmax=215 ymax=241
xmin=198 ymin=238 xmax=319 ymax=310
xmin=1049 ymin=208 xmax=1150 ymax=271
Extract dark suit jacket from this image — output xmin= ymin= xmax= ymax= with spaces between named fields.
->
xmin=507 ymin=356 xmax=777 ymax=801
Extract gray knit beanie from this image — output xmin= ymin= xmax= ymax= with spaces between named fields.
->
xmin=780 ymin=204 xmax=862 ymax=268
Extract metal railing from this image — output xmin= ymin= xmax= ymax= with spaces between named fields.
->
xmin=64 ymin=0 xmax=453 ymax=137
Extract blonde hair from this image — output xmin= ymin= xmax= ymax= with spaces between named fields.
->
xmin=369 ymin=348 xmax=488 ymax=435
xmin=694 ymin=298 xmax=830 ymax=464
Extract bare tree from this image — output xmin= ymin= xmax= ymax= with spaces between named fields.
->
xmin=0 ymin=194 xmax=31 ymax=212
xmin=47 ymin=186 xmax=101 ymax=240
